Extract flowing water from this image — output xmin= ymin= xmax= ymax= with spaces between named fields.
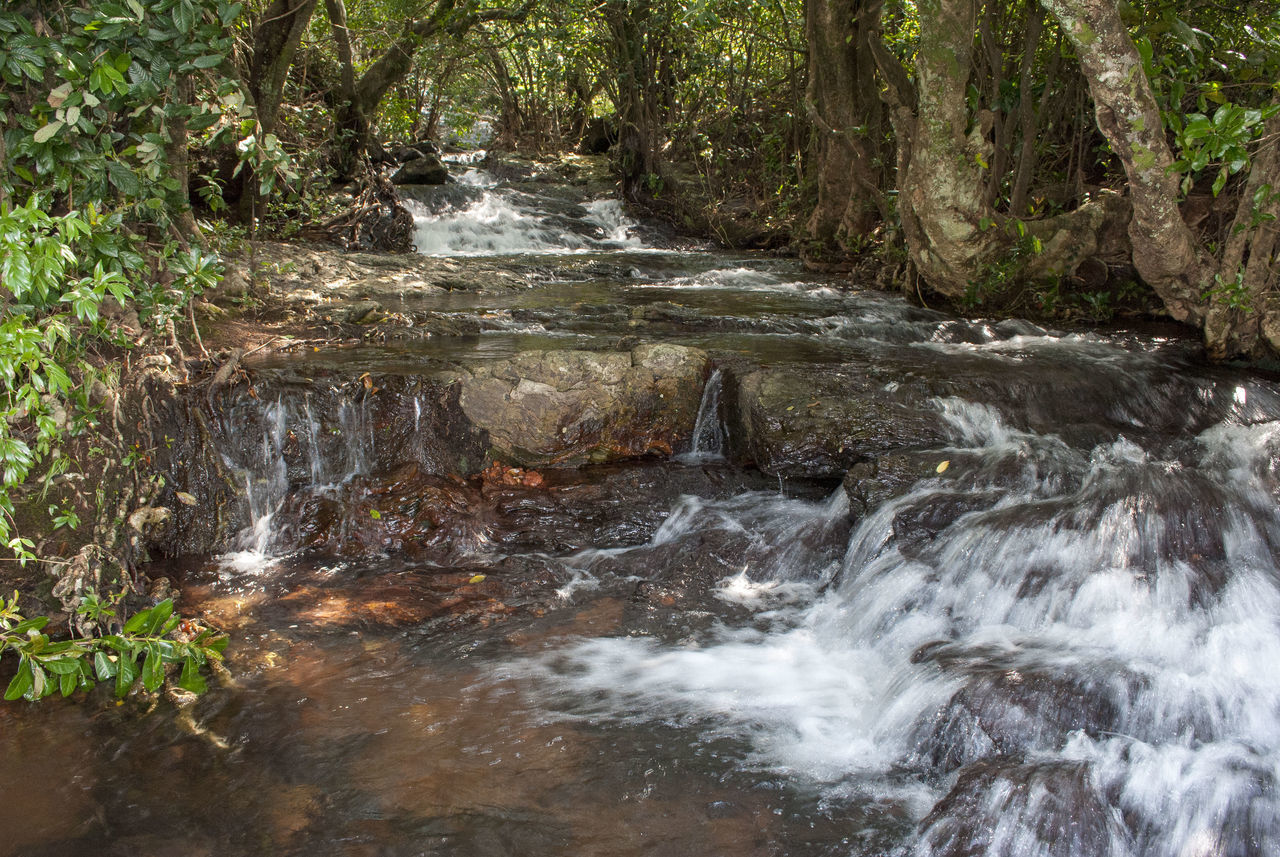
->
xmin=4 ymin=161 xmax=1280 ymax=857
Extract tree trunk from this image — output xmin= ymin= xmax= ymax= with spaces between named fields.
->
xmin=898 ymin=0 xmax=1008 ymax=294
xmin=165 ymin=76 xmax=199 ymax=239
xmin=1207 ymin=108 xmax=1280 ymax=357
xmin=1038 ymin=0 xmax=1212 ymax=326
xmin=601 ymin=0 xmax=664 ymax=201
xmin=802 ymin=0 xmax=887 ymax=262
xmin=326 ymin=0 xmax=532 ymax=177
xmin=247 ymin=0 xmax=319 ymax=138
xmin=241 ymin=0 xmax=320 ymax=222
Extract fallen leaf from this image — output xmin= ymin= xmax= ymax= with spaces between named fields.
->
xmin=175 ymin=491 xmax=198 ymax=507
xmin=469 ymin=574 xmax=487 ymax=584
xmin=936 ymin=460 xmax=950 ymax=474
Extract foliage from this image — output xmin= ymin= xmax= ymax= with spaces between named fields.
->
xmin=0 ymin=0 xmax=245 ymax=560
xmin=1135 ymin=7 xmax=1280 ymax=198
xmin=0 ymin=593 xmax=227 ymax=702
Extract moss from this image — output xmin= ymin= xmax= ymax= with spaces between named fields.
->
xmin=1132 ymin=144 xmax=1158 ymax=171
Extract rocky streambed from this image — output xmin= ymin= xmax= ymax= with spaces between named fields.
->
xmin=7 ymin=154 xmax=1280 ymax=857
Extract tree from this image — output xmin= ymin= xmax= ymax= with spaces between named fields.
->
xmin=1040 ymin=0 xmax=1280 ymax=357
xmin=801 ymin=0 xmax=889 ymax=261
xmin=323 ymin=0 xmax=533 ymax=177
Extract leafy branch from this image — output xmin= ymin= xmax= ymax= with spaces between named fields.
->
xmin=0 ymin=593 xmax=227 ymax=702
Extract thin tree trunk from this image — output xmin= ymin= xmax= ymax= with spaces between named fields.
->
xmin=1039 ymin=0 xmax=1212 ymax=326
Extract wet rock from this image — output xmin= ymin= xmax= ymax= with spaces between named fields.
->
xmin=842 ymin=452 xmax=947 ymax=516
xmin=890 ymin=490 xmax=1001 ymax=560
xmin=907 ymin=641 xmax=1138 ymax=772
xmin=458 ymin=344 xmax=709 ymax=466
xmin=731 ymin=366 xmax=945 ymax=479
xmin=217 ymin=371 xmax=489 ymax=485
xmin=397 ymin=182 xmax=482 ymax=215
xmin=334 ymin=299 xmax=382 ymax=324
xmin=915 ymin=760 xmax=1128 ymax=857
xmin=479 ymin=461 xmax=788 ymax=554
xmin=391 ymin=153 xmax=449 ymax=185
xmin=286 ymin=464 xmax=487 ymax=561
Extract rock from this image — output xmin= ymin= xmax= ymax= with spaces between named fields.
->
xmin=209 ymin=262 xmax=250 ymax=302
xmin=128 ymin=506 xmax=173 ymax=531
xmin=287 ymin=463 xmax=485 ymax=561
xmin=915 ymin=760 xmax=1128 ymax=857
xmin=458 ymin=345 xmax=709 ymax=466
xmin=842 ymin=452 xmax=942 ymax=515
xmin=731 ymin=366 xmax=946 ymax=479
xmin=580 ymin=116 xmax=617 ymax=154
xmin=335 ymin=299 xmax=382 ymax=324
xmin=391 ymin=153 xmax=449 ymax=185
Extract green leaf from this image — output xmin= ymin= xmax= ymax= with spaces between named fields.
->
xmin=174 ymin=0 xmax=196 ymax=33
xmin=1212 ymin=167 xmax=1228 ymax=197
xmin=122 ymin=606 xmax=151 ymax=634
xmin=7 ymin=616 xmax=48 ymax=635
xmin=191 ymin=55 xmax=222 ymax=69
xmin=32 ymin=120 xmax=63 ymax=144
xmin=146 ymin=599 xmax=174 ymax=635
xmin=59 ymin=669 xmax=77 ymax=697
xmin=4 ymin=658 xmax=32 ymax=701
xmin=94 ymin=650 xmax=117 ymax=680
xmin=141 ymin=644 xmax=163 ymax=692
xmin=115 ymin=651 xmax=139 ymax=696
xmin=107 ymin=162 xmax=141 ymax=196
xmin=178 ymin=656 xmax=206 ymax=693
xmin=42 ymin=657 xmax=81 ymax=675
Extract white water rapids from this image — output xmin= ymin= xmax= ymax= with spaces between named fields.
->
xmin=520 ymin=397 xmax=1280 ymax=856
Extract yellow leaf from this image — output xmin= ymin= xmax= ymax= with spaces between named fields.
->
xmin=176 ymin=491 xmax=198 ymax=506
xmin=468 ymin=574 xmax=486 ymax=584
xmin=936 ymin=460 xmax=950 ymax=474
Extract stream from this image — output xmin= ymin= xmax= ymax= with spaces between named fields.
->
xmin=3 ymin=158 xmax=1280 ymax=857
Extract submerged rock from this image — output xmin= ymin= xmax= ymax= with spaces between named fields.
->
xmin=459 ymin=344 xmax=709 ymax=466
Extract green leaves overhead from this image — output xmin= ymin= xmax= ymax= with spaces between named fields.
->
xmin=1134 ymin=4 xmax=1280 ymax=197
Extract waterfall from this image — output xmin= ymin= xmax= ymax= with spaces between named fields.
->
xmin=527 ymin=397 xmax=1280 ymax=856
xmin=215 ymin=388 xmax=378 ymax=571
xmin=678 ymin=368 xmax=726 ymax=463
xmin=400 ymin=166 xmax=646 ymax=256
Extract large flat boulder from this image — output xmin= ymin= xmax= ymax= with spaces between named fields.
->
xmin=459 ymin=344 xmax=709 ymax=466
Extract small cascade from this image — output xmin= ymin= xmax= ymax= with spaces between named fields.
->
xmin=678 ymin=368 xmax=726 ymax=463
xmin=214 ymin=388 xmax=379 ymax=570
xmin=401 ymin=165 xmax=647 ymax=256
